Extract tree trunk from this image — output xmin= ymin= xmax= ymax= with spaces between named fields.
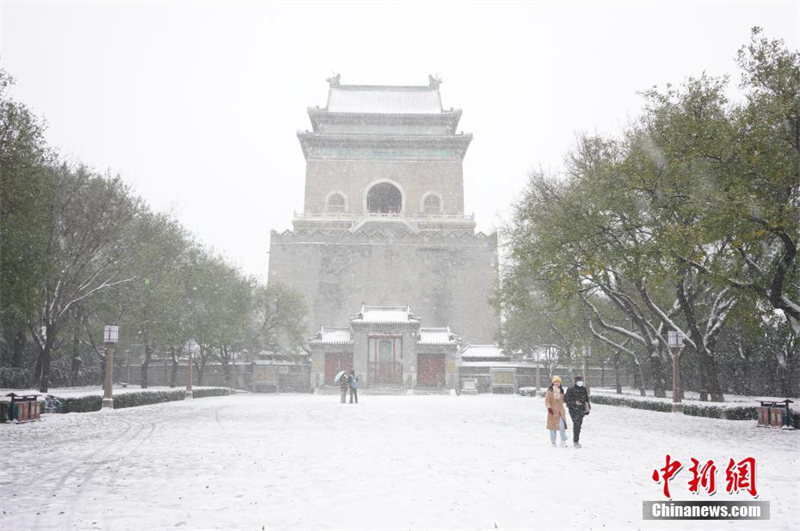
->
xmin=221 ymin=346 xmax=233 ymax=389
xmin=38 ymin=332 xmax=54 ymax=393
xmin=633 ymin=361 xmax=646 ymax=396
xmin=196 ymin=351 xmax=206 ymax=386
xmin=140 ymin=342 xmax=153 ymax=389
xmin=775 ymin=343 xmax=795 ymax=398
xmin=37 ymin=348 xmax=51 ymax=392
xmin=33 ymin=350 xmax=44 ymax=390
xmin=69 ymin=331 xmax=81 ymax=387
xmin=613 ymin=353 xmax=622 ymax=394
xmin=695 ymin=347 xmax=724 ymax=402
xmin=170 ymin=346 xmax=178 ymax=388
xmin=649 ymin=350 xmax=667 ymax=398
xmin=11 ymin=325 xmax=26 ymax=367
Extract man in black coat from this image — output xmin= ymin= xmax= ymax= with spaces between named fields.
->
xmin=565 ymin=376 xmax=591 ymax=448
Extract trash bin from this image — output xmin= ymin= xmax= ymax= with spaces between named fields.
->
xmin=5 ymin=393 xmax=41 ymax=423
xmin=757 ymin=399 xmax=794 ymax=429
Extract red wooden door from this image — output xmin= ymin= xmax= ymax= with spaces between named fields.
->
xmin=417 ymin=353 xmax=445 ymax=387
xmin=324 ymin=352 xmax=353 ymax=385
xmin=368 ymin=336 xmax=403 ymax=385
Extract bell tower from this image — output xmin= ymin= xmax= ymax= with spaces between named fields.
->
xmin=269 ymin=76 xmax=499 ymax=345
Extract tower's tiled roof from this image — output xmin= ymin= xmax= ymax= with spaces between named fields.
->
xmin=324 ymin=75 xmax=444 ymax=115
xmin=327 ymin=86 xmax=442 ymax=114
xmin=309 ymin=327 xmax=353 ymax=345
xmin=459 ymin=344 xmax=508 ymax=360
xmin=418 ymin=327 xmax=459 ymax=346
xmin=352 ymin=305 xmax=420 ymax=324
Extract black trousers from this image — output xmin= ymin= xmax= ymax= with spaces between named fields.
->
xmin=349 ymin=388 xmax=358 ymax=404
xmin=569 ymin=410 xmax=585 ymax=443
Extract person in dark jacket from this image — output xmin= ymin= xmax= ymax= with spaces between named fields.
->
xmin=339 ymin=371 xmax=351 ymax=404
xmin=565 ymin=376 xmax=591 ymax=448
xmin=348 ymin=369 xmax=358 ymax=404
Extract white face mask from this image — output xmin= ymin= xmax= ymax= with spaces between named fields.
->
xmin=577 ymin=381 xmax=585 ymax=387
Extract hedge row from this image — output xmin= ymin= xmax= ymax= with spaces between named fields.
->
xmin=590 ymin=394 xmax=673 ymax=412
xmin=58 ymin=387 xmax=232 ymax=413
xmin=588 ymin=393 xmax=800 ymax=428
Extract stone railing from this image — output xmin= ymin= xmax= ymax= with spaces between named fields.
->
xmin=293 ymin=211 xmax=475 ymax=222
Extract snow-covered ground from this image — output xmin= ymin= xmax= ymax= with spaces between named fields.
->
xmin=1 ymin=394 xmax=797 ymax=530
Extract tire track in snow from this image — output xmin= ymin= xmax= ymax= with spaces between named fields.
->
xmin=33 ymin=405 xmax=198 ymax=530
xmin=28 ymin=415 xmax=138 ymax=531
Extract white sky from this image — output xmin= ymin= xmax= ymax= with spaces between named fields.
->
xmin=2 ymin=1 xmax=798 ymax=283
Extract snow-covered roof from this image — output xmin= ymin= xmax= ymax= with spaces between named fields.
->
xmin=326 ymin=77 xmax=443 ymax=114
xmin=309 ymin=327 xmax=353 ymax=345
xmin=418 ymin=327 xmax=458 ymax=346
xmin=352 ymin=305 xmax=420 ymax=324
xmin=459 ymin=344 xmax=508 ymax=360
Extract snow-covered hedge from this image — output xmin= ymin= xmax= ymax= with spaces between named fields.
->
xmin=590 ymin=393 xmax=673 ymax=413
xmin=589 ymin=393 xmax=799 ymax=427
xmin=520 ymin=387 xmax=799 ymax=427
xmin=58 ymin=387 xmax=232 ymax=413
xmin=681 ymin=403 xmax=755 ymax=422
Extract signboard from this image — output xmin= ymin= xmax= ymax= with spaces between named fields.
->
xmin=254 ymin=365 xmax=279 ymax=385
xmin=490 ymin=368 xmax=516 ymax=387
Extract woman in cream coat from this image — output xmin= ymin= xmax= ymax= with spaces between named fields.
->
xmin=545 ymin=375 xmax=569 ymax=447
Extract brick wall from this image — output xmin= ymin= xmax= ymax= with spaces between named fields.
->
xmin=269 ymin=230 xmax=500 ymax=345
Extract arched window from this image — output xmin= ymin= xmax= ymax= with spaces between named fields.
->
xmin=367 ymin=182 xmax=402 ymax=214
xmin=327 ymin=192 xmax=346 ymax=213
xmin=422 ymin=194 xmax=441 ymax=214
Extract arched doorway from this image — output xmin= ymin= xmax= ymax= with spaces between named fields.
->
xmin=367 ymin=182 xmax=402 ymax=214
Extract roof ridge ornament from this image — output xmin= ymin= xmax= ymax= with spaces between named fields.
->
xmin=327 ymin=73 xmax=341 ymax=87
xmin=428 ymin=74 xmax=442 ymax=88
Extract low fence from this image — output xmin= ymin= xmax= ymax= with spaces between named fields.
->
xmin=120 ymin=360 xmax=311 ymax=392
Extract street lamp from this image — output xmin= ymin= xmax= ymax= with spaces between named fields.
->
xmin=668 ymin=330 xmax=685 ymax=413
xmin=581 ymin=346 xmax=591 ymax=387
xmin=103 ymin=325 xmax=119 ymax=409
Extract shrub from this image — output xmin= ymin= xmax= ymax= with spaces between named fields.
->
xmin=60 ymin=395 xmax=103 ymax=413
xmin=54 ymin=387 xmax=232 ymax=413
xmin=590 ymin=394 xmax=672 ymax=412
xmin=193 ymin=387 xmax=233 ymax=398
xmin=593 ymin=393 xmax=800 ymax=427
xmin=114 ymin=390 xmax=185 ymax=409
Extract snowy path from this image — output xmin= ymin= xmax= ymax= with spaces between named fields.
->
xmin=1 ymin=394 xmax=797 ymax=530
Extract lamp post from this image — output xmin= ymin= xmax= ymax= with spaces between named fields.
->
xmin=668 ymin=331 xmax=685 ymax=413
xmin=581 ymin=346 xmax=591 ymax=387
xmin=103 ymin=325 xmax=119 ymax=409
